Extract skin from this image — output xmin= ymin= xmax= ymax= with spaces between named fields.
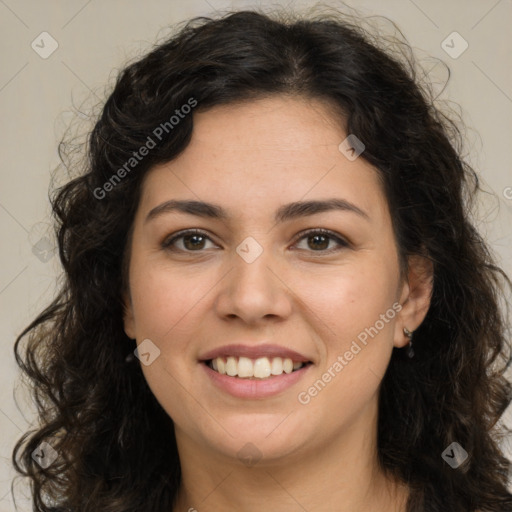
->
xmin=123 ymin=95 xmax=433 ymax=512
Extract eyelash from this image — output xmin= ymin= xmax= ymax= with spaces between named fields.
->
xmin=161 ymin=228 xmax=349 ymax=254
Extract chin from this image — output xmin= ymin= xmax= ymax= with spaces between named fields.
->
xmin=198 ymin=412 xmax=314 ymax=464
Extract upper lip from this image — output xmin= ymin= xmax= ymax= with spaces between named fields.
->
xmin=199 ymin=344 xmax=312 ymax=363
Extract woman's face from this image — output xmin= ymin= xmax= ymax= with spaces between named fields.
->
xmin=123 ymin=95 xmax=431 ymax=465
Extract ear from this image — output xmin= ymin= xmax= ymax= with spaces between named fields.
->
xmin=394 ymin=254 xmax=434 ymax=348
xmin=122 ymin=292 xmax=136 ymax=340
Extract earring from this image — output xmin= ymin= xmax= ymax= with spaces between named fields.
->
xmin=404 ymin=327 xmax=414 ymax=358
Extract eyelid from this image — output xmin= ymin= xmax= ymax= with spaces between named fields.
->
xmin=291 ymin=228 xmax=349 ymax=250
xmin=161 ymin=228 xmax=217 ymax=250
xmin=161 ymin=227 xmax=350 ymax=252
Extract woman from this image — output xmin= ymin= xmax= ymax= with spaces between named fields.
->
xmin=12 ymin=7 xmax=512 ymax=512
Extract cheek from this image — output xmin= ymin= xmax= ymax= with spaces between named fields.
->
xmin=300 ymin=258 xmax=399 ymax=342
xmin=128 ymin=262 xmax=212 ymax=426
xmin=129 ymin=257 xmax=212 ymax=340
xmin=128 ymin=258 xmax=221 ymax=395
xmin=296 ymin=259 xmax=398 ymax=403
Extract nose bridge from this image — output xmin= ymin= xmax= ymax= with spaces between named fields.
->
xmin=215 ymin=234 xmax=292 ymax=322
xmin=234 ymin=236 xmax=274 ymax=287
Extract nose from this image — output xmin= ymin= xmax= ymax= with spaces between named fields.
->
xmin=214 ymin=243 xmax=293 ymax=325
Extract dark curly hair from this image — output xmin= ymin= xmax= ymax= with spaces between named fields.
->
xmin=11 ymin=6 xmax=512 ymax=512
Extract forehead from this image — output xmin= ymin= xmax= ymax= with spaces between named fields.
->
xmin=138 ymin=96 xmax=389 ymax=225
xmin=192 ymin=95 xmax=346 ymax=149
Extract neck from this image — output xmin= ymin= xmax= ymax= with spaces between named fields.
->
xmin=171 ymin=400 xmax=409 ymax=512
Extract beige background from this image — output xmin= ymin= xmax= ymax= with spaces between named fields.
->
xmin=1 ymin=0 xmax=511 ymax=509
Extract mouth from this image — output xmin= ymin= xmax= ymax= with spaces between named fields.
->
xmin=204 ymin=356 xmax=313 ymax=380
xmin=198 ymin=343 xmax=314 ymax=398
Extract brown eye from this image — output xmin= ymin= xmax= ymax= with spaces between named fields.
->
xmin=306 ymin=233 xmax=329 ymax=250
xmin=161 ymin=228 xmax=348 ymax=254
xmin=182 ymin=234 xmax=207 ymax=250
xmin=294 ymin=229 xmax=348 ymax=253
xmin=162 ymin=229 xmax=217 ymax=252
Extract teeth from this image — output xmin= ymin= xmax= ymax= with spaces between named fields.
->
xmin=209 ymin=356 xmax=305 ymax=379
xmin=271 ymin=357 xmax=283 ymax=375
xmin=226 ymin=356 xmax=237 ymax=377
xmin=237 ymin=357 xmax=253 ymax=378
xmin=254 ymin=357 xmax=271 ymax=378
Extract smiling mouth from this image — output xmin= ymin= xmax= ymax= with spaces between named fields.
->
xmin=204 ymin=356 xmax=312 ymax=379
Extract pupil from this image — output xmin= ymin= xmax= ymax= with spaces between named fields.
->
xmin=185 ymin=235 xmax=204 ymax=250
xmin=309 ymin=234 xmax=328 ymax=250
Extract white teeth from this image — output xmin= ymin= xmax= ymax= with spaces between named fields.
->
xmin=209 ymin=356 xmax=305 ymax=379
xmin=253 ymin=357 xmax=271 ymax=378
xmin=271 ymin=357 xmax=283 ymax=375
xmin=225 ymin=356 xmax=237 ymax=377
xmin=237 ymin=357 xmax=253 ymax=378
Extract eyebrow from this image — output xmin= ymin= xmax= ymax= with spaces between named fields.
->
xmin=145 ymin=198 xmax=370 ymax=225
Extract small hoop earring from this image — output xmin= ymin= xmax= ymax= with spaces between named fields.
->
xmin=404 ymin=327 xmax=414 ymax=358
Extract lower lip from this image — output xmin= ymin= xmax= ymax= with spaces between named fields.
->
xmin=201 ymin=362 xmax=312 ymax=399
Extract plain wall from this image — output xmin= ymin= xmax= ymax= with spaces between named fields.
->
xmin=1 ymin=0 xmax=511 ymax=509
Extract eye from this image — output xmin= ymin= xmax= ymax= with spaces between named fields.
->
xmin=293 ymin=228 xmax=349 ymax=253
xmin=161 ymin=229 xmax=217 ymax=252
xmin=161 ymin=228 xmax=349 ymax=254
